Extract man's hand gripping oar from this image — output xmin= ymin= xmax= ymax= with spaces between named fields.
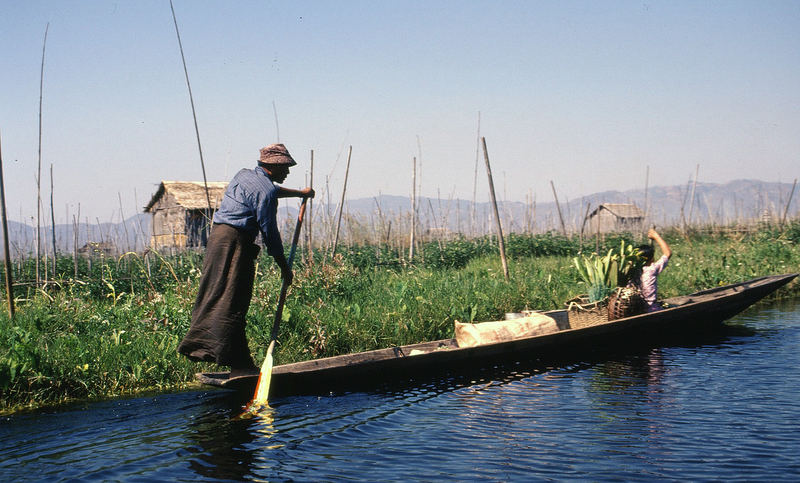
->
xmin=241 ymin=196 xmax=309 ymax=417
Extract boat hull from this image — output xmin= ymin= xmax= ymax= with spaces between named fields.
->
xmin=197 ymin=273 xmax=797 ymax=396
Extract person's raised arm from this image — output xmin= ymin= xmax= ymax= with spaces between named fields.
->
xmin=648 ymin=228 xmax=671 ymax=259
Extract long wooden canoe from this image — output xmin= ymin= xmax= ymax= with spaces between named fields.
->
xmin=197 ymin=273 xmax=797 ymax=396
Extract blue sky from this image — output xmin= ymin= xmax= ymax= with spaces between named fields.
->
xmin=1 ymin=0 xmax=798 ymax=223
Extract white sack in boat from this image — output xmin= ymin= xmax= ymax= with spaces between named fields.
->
xmin=454 ymin=313 xmax=559 ymax=348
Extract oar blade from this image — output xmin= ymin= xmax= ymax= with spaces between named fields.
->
xmin=238 ymin=341 xmax=275 ymax=418
xmin=253 ymin=348 xmax=274 ymax=405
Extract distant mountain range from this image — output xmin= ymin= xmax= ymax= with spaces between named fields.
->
xmin=332 ymin=178 xmax=798 ymax=236
xmin=1 ymin=179 xmax=797 ymax=257
xmin=2 ymin=214 xmax=152 ymax=258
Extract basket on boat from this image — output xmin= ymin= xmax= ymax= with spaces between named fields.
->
xmin=564 ymin=294 xmax=609 ymax=328
xmin=607 ymin=286 xmax=646 ymax=321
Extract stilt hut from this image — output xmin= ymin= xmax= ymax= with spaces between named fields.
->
xmin=144 ymin=181 xmax=228 ymax=249
xmin=587 ymin=203 xmax=645 ymax=234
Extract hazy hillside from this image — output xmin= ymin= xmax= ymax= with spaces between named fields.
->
xmin=2 ymin=214 xmax=151 ymax=258
xmin=339 ymin=179 xmax=798 ymax=235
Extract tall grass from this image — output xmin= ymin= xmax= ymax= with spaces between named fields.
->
xmin=2 ymin=225 xmax=799 ymax=412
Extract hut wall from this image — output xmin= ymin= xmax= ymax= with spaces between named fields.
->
xmin=591 ymin=210 xmax=644 ymax=233
xmin=149 ymin=192 xmax=188 ymax=249
xmin=186 ymin=209 xmax=212 ymax=247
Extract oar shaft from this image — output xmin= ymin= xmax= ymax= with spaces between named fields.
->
xmin=270 ymin=198 xmax=308 ymax=341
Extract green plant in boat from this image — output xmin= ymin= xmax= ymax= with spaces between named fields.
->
xmin=615 ymin=240 xmax=645 ymax=287
xmin=573 ymin=249 xmax=616 ymax=302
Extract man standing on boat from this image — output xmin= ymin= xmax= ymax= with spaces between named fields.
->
xmin=178 ymin=143 xmax=314 ymax=377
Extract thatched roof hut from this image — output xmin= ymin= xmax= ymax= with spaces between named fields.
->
xmin=587 ymin=203 xmax=645 ymax=233
xmin=144 ymin=181 xmax=228 ymax=249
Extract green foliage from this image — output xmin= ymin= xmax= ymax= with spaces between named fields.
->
xmin=339 ymin=244 xmax=403 ymax=270
xmin=615 ymin=239 xmax=646 ymax=287
xmin=572 ymin=239 xmax=647 ymax=302
xmin=781 ymin=220 xmax=800 ymax=243
xmin=1 ymin=227 xmax=799 ymax=413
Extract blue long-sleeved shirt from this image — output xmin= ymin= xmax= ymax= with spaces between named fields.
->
xmin=213 ymin=167 xmax=284 ymax=256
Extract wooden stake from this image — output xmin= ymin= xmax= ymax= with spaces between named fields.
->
xmin=0 ymin=131 xmax=15 ymax=318
xmin=49 ymin=164 xmax=57 ymax=269
xmin=595 ymin=206 xmax=601 ymax=254
xmin=331 ymin=145 xmax=352 ymax=256
xmin=73 ymin=214 xmax=78 ymax=279
xmin=471 ymin=111 xmax=480 ymax=236
xmin=481 ymin=138 xmax=509 ymax=281
xmin=679 ymin=178 xmax=692 ymax=232
xmin=551 ymin=180 xmax=567 ymax=236
xmin=781 ymin=178 xmax=797 ymax=227
xmin=307 ymin=149 xmax=314 ymax=265
xmin=579 ymin=202 xmax=591 ymax=241
xmin=272 ymin=100 xmax=280 ymax=142
xmin=643 ymin=165 xmax=650 ymax=240
xmin=688 ymin=164 xmax=699 ymax=226
xmin=118 ymin=192 xmax=131 ymax=252
xmin=409 ymin=156 xmax=416 ymax=260
xmin=169 ymin=0 xmax=212 ymax=224
xmin=36 ymin=23 xmax=49 ymax=287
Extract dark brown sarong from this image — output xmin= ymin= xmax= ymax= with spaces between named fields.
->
xmin=178 ymin=223 xmax=260 ymax=368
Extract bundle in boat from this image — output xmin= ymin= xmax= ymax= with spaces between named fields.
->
xmin=454 ymin=313 xmax=559 ymax=348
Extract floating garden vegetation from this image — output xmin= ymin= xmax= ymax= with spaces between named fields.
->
xmin=2 ymin=224 xmax=799 ymax=413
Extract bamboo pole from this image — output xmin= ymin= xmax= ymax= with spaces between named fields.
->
xmin=416 ymin=135 xmax=423 ymax=213
xmin=272 ymin=100 xmax=280 ymax=142
xmin=307 ymin=149 xmax=314 ymax=265
xmin=331 ymin=145 xmax=352 ymax=256
xmin=0 ymin=131 xmax=15 ymax=318
xmin=781 ymin=178 xmax=797 ymax=227
xmin=481 ymin=137 xmax=509 ymax=281
xmin=72 ymin=203 xmax=80 ymax=280
xmin=550 ymin=180 xmax=567 ymax=236
xmin=169 ymin=0 xmax=212 ymax=222
xmin=595 ymin=207 xmax=601 ymax=254
xmin=73 ymin=214 xmax=78 ymax=279
xmin=579 ymin=202 xmax=591 ymax=241
xmin=118 ymin=192 xmax=131 ymax=252
xmin=133 ymin=188 xmax=147 ymax=251
xmin=49 ymin=164 xmax=57 ymax=269
xmin=688 ymin=164 xmax=699 ymax=226
xmin=409 ymin=156 xmax=417 ymax=260
xmin=36 ymin=23 xmax=49 ymax=287
xmin=38 ymin=195 xmax=48 ymax=283
xmin=642 ymin=165 xmax=650 ymax=240
xmin=679 ymin=178 xmax=691 ymax=231
xmin=471 ymin=111 xmax=480 ymax=236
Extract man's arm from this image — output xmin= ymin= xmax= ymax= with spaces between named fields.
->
xmin=276 ymin=186 xmax=315 ymax=199
xmin=273 ymin=252 xmax=293 ymax=285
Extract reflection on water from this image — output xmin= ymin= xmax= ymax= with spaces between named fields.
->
xmin=1 ymin=299 xmax=799 ymax=481
xmin=185 ymin=401 xmax=267 ymax=480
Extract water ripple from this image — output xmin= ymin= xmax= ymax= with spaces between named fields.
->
xmin=2 ymin=300 xmax=800 ymax=481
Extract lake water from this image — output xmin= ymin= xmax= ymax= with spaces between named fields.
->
xmin=2 ymin=299 xmax=800 ymax=481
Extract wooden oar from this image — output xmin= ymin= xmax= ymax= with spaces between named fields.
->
xmin=243 ymin=197 xmax=309 ymax=415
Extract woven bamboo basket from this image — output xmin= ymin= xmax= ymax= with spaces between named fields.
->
xmin=564 ymin=294 xmax=609 ymax=329
xmin=607 ymin=286 xmax=646 ymax=321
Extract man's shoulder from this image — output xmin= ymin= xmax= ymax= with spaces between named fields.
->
xmin=231 ymin=167 xmax=257 ymax=181
xmin=230 ymin=168 xmax=274 ymax=190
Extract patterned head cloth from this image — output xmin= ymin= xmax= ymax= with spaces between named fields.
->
xmin=258 ymin=143 xmax=297 ymax=166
